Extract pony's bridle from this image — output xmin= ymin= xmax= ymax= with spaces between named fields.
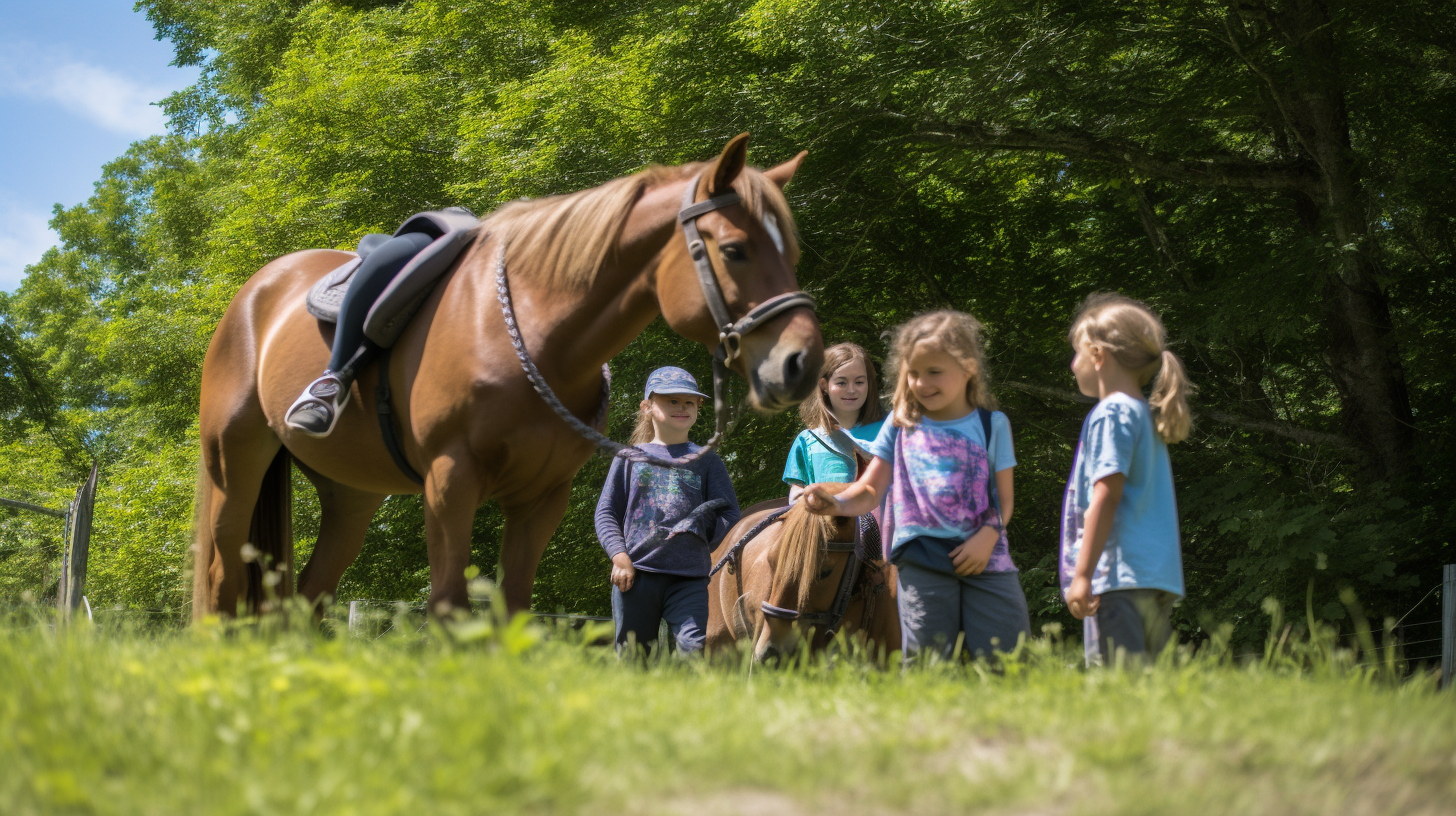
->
xmin=495 ymin=172 xmax=817 ymax=469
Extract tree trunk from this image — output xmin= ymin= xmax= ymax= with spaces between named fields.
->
xmin=1270 ymin=1 xmax=1417 ymax=479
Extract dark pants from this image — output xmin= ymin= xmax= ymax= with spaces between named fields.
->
xmin=895 ymin=562 xmax=1032 ymax=661
xmin=328 ymin=232 xmax=435 ymax=374
xmin=610 ymin=571 xmax=708 ymax=656
xmin=1084 ymin=588 xmax=1177 ymax=667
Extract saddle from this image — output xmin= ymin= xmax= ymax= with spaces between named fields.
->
xmin=306 ymin=207 xmax=481 ymax=347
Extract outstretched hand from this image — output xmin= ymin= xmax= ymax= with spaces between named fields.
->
xmin=799 ymin=484 xmax=842 ymax=516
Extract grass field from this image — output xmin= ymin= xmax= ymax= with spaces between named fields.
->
xmin=1 ymin=607 xmax=1453 ymax=816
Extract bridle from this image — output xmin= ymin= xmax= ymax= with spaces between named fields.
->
xmin=756 ymin=516 xmax=874 ymax=642
xmin=496 ymin=171 xmax=816 ymax=469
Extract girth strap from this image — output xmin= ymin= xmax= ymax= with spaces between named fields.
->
xmin=375 ymin=348 xmax=425 ymax=486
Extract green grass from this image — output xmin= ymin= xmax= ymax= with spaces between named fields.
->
xmin=1 ymin=609 xmax=1452 ymax=816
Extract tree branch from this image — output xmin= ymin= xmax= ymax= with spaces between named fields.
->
xmin=999 ymin=380 xmax=1360 ymax=454
xmin=908 ymin=122 xmax=1322 ymax=197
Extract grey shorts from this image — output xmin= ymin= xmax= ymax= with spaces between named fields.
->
xmin=896 ymin=563 xmax=1031 ymax=661
xmin=1084 ymin=588 xmax=1178 ymax=667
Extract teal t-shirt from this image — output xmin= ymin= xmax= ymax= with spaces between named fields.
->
xmin=1058 ymin=392 xmax=1184 ymax=597
xmin=782 ymin=420 xmax=885 ymax=487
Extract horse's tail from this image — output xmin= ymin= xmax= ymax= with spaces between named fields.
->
xmin=245 ymin=448 xmax=294 ymax=613
xmin=189 ymin=447 xmax=293 ymax=619
xmin=769 ymin=489 xmax=843 ymax=610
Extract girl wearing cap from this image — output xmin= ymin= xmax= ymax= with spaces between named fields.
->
xmin=594 ymin=366 xmax=741 ymax=656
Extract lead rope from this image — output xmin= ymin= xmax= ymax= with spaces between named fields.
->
xmin=494 ymin=244 xmax=741 ymax=468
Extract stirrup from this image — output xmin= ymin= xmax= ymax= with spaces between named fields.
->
xmin=285 ymin=372 xmax=352 ymax=438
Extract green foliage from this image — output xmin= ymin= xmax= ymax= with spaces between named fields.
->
xmin=1 ymin=1 xmax=1452 ymax=641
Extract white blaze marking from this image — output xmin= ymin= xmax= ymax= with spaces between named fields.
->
xmin=762 ymin=212 xmax=786 ymax=255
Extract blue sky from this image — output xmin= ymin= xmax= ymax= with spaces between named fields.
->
xmin=1 ymin=1 xmax=198 ymax=292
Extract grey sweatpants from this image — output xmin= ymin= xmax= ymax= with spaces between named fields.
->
xmin=1083 ymin=588 xmax=1177 ymax=667
xmin=611 ymin=570 xmax=708 ymax=656
xmin=896 ymin=563 xmax=1032 ymax=661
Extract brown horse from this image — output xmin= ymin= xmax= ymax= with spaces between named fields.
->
xmin=192 ymin=133 xmax=823 ymax=619
xmin=706 ymin=492 xmax=900 ymax=663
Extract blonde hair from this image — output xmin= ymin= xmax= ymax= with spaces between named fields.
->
xmin=798 ymin=342 xmax=885 ymax=430
xmin=886 ymin=310 xmax=998 ymax=428
xmin=769 ymin=492 xmax=842 ymax=610
xmin=628 ymin=402 xmax=656 ymax=446
xmin=1069 ymin=292 xmax=1194 ymax=444
xmin=487 ymin=162 xmax=800 ymax=290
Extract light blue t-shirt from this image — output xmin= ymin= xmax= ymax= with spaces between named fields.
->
xmin=782 ymin=420 xmax=884 ymax=486
xmin=1059 ymin=392 xmax=1184 ymax=597
xmin=867 ymin=410 xmax=1016 ymax=564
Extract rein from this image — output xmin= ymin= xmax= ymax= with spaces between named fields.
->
xmin=495 ymin=172 xmax=816 ymax=469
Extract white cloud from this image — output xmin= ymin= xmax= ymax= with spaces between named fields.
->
xmin=0 ymin=53 xmax=170 ymax=137
xmin=0 ymin=203 xmax=59 ymax=293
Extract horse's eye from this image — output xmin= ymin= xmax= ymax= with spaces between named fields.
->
xmin=720 ymin=243 xmax=747 ymax=262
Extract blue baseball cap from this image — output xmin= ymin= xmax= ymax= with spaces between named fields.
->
xmin=643 ymin=366 xmax=709 ymax=400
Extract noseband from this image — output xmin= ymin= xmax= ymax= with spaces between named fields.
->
xmin=496 ymin=172 xmax=816 ymax=469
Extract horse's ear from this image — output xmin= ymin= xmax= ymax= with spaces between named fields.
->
xmin=763 ymin=151 xmax=807 ymax=190
xmin=708 ymin=132 xmax=751 ymax=196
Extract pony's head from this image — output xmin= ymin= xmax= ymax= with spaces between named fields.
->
xmin=653 ymin=134 xmax=823 ymax=413
xmin=754 ymin=491 xmax=851 ymax=662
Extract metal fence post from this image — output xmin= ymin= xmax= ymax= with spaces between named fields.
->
xmin=348 ymin=600 xmax=362 ymax=636
xmin=1442 ymin=564 xmax=1454 ymax=690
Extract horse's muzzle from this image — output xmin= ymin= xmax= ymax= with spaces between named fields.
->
xmin=746 ymin=310 xmax=822 ymax=412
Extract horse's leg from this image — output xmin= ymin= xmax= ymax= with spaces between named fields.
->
xmin=497 ymin=481 xmax=573 ymax=615
xmin=295 ymin=466 xmax=387 ymax=609
xmin=198 ymin=429 xmax=282 ymax=618
xmin=422 ymin=457 xmax=488 ymax=615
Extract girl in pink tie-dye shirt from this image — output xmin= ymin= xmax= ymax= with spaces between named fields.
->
xmin=801 ymin=311 xmax=1030 ymax=661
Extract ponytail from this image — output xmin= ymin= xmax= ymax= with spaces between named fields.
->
xmin=1149 ymin=349 xmax=1192 ymax=444
xmin=1071 ymin=292 xmax=1196 ymax=444
xmin=628 ymin=402 xmax=656 ymax=445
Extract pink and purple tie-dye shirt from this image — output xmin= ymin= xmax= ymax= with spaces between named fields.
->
xmin=866 ymin=412 xmax=1017 ymax=573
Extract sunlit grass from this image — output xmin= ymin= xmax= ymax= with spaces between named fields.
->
xmin=0 ymin=600 xmax=1452 ymax=816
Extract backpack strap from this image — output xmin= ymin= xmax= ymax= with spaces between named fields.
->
xmin=978 ymin=408 xmax=1000 ymax=518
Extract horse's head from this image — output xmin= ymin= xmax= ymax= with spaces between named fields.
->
xmin=752 ymin=496 xmax=855 ymax=663
xmin=655 ymin=133 xmax=823 ymax=413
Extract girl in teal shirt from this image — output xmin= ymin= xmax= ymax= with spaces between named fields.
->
xmin=783 ymin=343 xmax=886 ymax=502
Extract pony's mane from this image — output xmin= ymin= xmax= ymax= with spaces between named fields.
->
xmin=770 ymin=494 xmax=843 ymax=610
xmin=483 ymin=162 xmax=801 ymax=290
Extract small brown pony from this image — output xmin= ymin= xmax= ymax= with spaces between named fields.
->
xmin=706 ymin=491 xmax=900 ymax=663
xmin=193 ymin=133 xmax=823 ymax=619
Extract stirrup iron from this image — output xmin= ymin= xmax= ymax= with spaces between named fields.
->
xmin=285 ymin=372 xmax=352 ymax=438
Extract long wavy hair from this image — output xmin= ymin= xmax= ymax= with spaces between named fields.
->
xmin=798 ymin=342 xmax=885 ymax=430
xmin=1069 ymin=292 xmax=1194 ymax=444
xmin=886 ymin=310 xmax=997 ymax=428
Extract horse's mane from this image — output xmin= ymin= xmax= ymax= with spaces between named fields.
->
xmin=483 ymin=162 xmax=800 ymax=290
xmin=770 ymin=493 xmax=843 ymax=611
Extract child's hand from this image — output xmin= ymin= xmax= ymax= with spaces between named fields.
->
xmin=1065 ymin=575 xmax=1099 ymax=620
xmin=610 ymin=553 xmax=636 ymax=592
xmin=950 ymin=527 xmax=998 ymax=576
xmin=799 ymin=484 xmax=842 ymax=516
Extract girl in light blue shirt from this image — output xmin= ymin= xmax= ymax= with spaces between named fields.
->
xmin=782 ymin=342 xmax=886 ymax=502
xmin=1060 ymin=293 xmax=1194 ymax=666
